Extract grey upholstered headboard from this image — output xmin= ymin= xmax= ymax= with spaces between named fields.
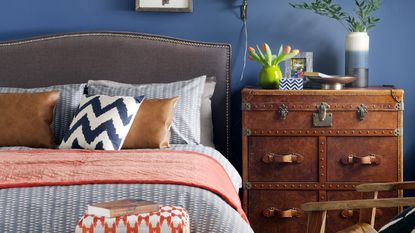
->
xmin=0 ymin=32 xmax=231 ymax=157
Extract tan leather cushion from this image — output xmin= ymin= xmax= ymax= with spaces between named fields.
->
xmin=0 ymin=91 xmax=60 ymax=148
xmin=123 ymin=97 xmax=178 ymax=149
xmin=337 ymin=223 xmax=377 ymax=233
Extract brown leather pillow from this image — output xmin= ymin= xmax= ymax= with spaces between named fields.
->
xmin=123 ymin=97 xmax=178 ymax=149
xmin=0 ymin=91 xmax=60 ymax=148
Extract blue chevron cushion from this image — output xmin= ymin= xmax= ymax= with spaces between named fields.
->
xmin=87 ymin=76 xmax=206 ymax=145
xmin=59 ymin=95 xmax=144 ymax=150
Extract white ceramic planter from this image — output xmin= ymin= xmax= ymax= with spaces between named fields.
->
xmin=345 ymin=32 xmax=370 ymax=87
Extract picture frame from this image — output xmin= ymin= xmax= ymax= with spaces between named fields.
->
xmin=284 ymin=52 xmax=313 ymax=78
xmin=136 ymin=0 xmax=193 ymax=12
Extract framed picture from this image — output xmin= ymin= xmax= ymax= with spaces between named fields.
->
xmin=136 ymin=0 xmax=193 ymax=12
xmin=284 ymin=52 xmax=313 ymax=78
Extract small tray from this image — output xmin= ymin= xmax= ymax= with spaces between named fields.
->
xmin=307 ymin=76 xmax=356 ymax=90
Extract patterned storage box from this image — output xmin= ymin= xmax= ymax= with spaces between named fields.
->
xmin=75 ymin=206 xmax=190 ymax=233
xmin=279 ymin=77 xmax=304 ymax=90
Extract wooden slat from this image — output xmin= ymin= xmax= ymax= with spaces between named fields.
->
xmin=306 ymin=211 xmax=323 ymax=233
xmin=302 ymin=197 xmax=415 ymax=212
xmin=320 ymin=211 xmax=327 ymax=233
xmin=356 ymin=182 xmax=415 ymax=192
xmin=370 ymin=191 xmax=379 ymax=227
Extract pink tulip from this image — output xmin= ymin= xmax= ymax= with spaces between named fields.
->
xmin=262 ymin=43 xmax=267 ymax=53
xmin=283 ymin=45 xmax=292 ymax=55
xmin=248 ymin=47 xmax=256 ymax=53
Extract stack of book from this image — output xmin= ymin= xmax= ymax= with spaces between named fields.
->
xmin=87 ymin=199 xmax=161 ymax=217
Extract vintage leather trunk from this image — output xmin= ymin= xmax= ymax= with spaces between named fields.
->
xmin=241 ymin=87 xmax=404 ymax=233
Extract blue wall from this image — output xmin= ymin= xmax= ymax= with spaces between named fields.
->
xmin=0 ymin=0 xmax=414 ymax=182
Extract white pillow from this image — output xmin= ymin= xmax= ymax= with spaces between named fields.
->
xmin=59 ymin=95 xmax=144 ymax=150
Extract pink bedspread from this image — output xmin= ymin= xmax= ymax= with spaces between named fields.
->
xmin=0 ymin=149 xmax=247 ymax=222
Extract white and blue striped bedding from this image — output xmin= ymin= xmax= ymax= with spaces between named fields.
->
xmin=87 ymin=76 xmax=206 ymax=145
xmin=0 ymin=145 xmax=251 ymax=233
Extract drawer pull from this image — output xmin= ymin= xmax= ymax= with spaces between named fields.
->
xmin=340 ymin=209 xmax=383 ymax=219
xmin=340 ymin=154 xmax=381 ymax=165
xmin=262 ymin=153 xmax=304 ymax=164
xmin=340 ymin=209 xmax=354 ymax=219
xmin=263 ymin=207 xmax=303 ymax=219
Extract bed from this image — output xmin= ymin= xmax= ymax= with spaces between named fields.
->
xmin=0 ymin=32 xmax=252 ymax=233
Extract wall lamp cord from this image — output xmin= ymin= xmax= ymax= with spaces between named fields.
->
xmin=240 ymin=0 xmax=248 ymax=81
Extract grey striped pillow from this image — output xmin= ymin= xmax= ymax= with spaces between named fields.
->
xmin=0 ymin=84 xmax=86 ymax=145
xmin=87 ymin=76 xmax=206 ymax=144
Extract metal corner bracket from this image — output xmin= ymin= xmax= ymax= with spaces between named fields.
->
xmin=395 ymin=102 xmax=404 ymax=111
xmin=241 ymin=102 xmax=251 ymax=111
xmin=242 ymin=128 xmax=251 ymax=136
xmin=244 ymin=182 xmax=252 ymax=190
xmin=394 ymin=128 xmax=403 ymax=137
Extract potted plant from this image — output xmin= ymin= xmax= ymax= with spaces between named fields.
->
xmin=248 ymin=43 xmax=299 ymax=89
xmin=290 ymin=0 xmax=382 ymax=87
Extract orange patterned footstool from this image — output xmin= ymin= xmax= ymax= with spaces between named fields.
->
xmin=75 ymin=205 xmax=190 ymax=233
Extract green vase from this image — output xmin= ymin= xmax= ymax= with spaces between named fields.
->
xmin=258 ymin=65 xmax=283 ymax=89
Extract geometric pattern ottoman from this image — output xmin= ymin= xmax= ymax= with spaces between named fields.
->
xmin=75 ymin=206 xmax=190 ymax=233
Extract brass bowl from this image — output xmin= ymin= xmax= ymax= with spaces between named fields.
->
xmin=307 ymin=76 xmax=357 ymax=90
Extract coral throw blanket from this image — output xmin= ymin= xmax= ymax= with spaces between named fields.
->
xmin=0 ymin=149 xmax=247 ymax=222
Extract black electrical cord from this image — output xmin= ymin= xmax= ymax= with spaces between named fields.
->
xmin=239 ymin=0 xmax=248 ymax=81
xmin=241 ymin=0 xmax=247 ymax=20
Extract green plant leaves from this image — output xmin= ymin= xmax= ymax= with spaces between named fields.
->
xmin=256 ymin=45 xmax=268 ymax=66
xmin=264 ymin=43 xmax=273 ymax=66
xmin=290 ymin=0 xmax=382 ymax=32
xmin=248 ymin=44 xmax=300 ymax=67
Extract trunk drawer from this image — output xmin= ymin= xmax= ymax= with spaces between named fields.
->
xmin=248 ymin=190 xmax=318 ymax=233
xmin=248 ymin=136 xmax=319 ymax=182
xmin=327 ymin=137 xmax=399 ymax=182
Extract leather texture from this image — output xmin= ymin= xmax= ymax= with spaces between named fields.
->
xmin=0 ymin=91 xmax=60 ymax=148
xmin=123 ymin=97 xmax=178 ymax=149
xmin=248 ymin=137 xmax=319 ymax=182
xmin=326 ymin=191 xmax=397 ymax=232
xmin=0 ymin=32 xmax=231 ymax=157
xmin=327 ymin=137 xmax=398 ymax=183
xmin=241 ymin=88 xmax=403 ymax=233
xmin=248 ymin=190 xmax=318 ymax=232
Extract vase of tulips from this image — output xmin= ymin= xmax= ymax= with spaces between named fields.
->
xmin=248 ymin=43 xmax=299 ymax=89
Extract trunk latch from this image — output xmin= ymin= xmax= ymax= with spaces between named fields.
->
xmin=357 ymin=104 xmax=368 ymax=121
xmin=313 ymin=102 xmax=332 ymax=127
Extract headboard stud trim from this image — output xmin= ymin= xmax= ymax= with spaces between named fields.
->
xmin=0 ymin=31 xmax=231 ymax=158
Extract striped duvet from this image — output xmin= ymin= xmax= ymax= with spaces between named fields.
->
xmin=0 ymin=145 xmax=252 ymax=233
